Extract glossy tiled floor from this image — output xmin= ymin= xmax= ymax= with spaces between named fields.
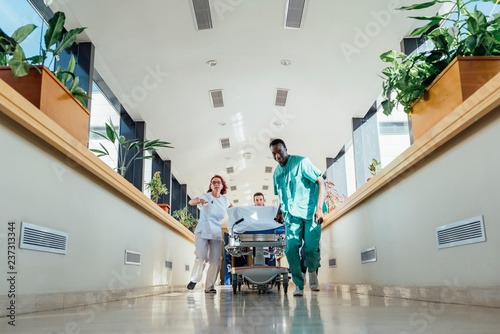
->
xmin=2 ymin=285 xmax=500 ymax=333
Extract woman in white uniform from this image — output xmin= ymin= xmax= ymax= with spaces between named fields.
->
xmin=187 ymin=175 xmax=232 ymax=293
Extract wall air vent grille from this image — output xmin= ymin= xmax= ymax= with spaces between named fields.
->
xmin=192 ymin=0 xmax=213 ymax=30
xmin=285 ymin=0 xmax=306 ymax=28
xmin=262 ymin=185 xmax=269 ymax=190
xmin=185 ymin=265 xmax=190 ymax=272
xmin=210 ymin=90 xmax=224 ymax=108
xmin=230 ymin=186 xmax=237 ymax=191
xmin=436 ymin=215 xmax=486 ymax=249
xmin=329 ymin=258 xmax=337 ymax=268
xmin=275 ymin=89 xmax=289 ymax=106
xmin=220 ymin=137 xmax=230 ymax=149
xmin=234 ymin=199 xmax=239 ymax=204
xmin=125 ymin=250 xmax=141 ymax=265
xmin=20 ymin=222 xmax=68 ymax=255
xmin=361 ymin=247 xmax=376 ymax=263
xmin=165 ymin=260 xmax=173 ymax=270
xmin=265 ymin=166 xmax=273 ymax=173
xmin=226 ymin=167 xmax=234 ymax=174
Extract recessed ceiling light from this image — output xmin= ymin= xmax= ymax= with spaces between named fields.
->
xmin=218 ymin=122 xmax=226 ymax=126
xmin=281 ymin=59 xmax=291 ymax=66
xmin=206 ymin=60 xmax=218 ymax=66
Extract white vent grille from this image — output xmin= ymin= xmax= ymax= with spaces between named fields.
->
xmin=262 ymin=185 xmax=269 ymax=190
xmin=275 ymin=89 xmax=289 ymax=106
xmin=220 ymin=137 xmax=230 ymax=149
xmin=20 ymin=222 xmax=68 ymax=255
xmin=125 ymin=250 xmax=141 ymax=265
xmin=265 ymin=166 xmax=273 ymax=173
xmin=165 ymin=260 xmax=173 ymax=270
xmin=227 ymin=167 xmax=234 ymax=174
xmin=285 ymin=0 xmax=305 ymax=28
xmin=329 ymin=258 xmax=337 ymax=268
xmin=185 ymin=265 xmax=190 ymax=272
xmin=234 ymin=199 xmax=239 ymax=204
xmin=230 ymin=186 xmax=237 ymax=191
xmin=436 ymin=215 xmax=486 ymax=249
xmin=192 ymin=0 xmax=213 ymax=30
xmin=361 ymin=247 xmax=376 ymax=264
xmin=210 ymin=90 xmax=224 ymax=108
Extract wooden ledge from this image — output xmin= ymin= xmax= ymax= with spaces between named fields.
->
xmin=0 ymin=78 xmax=194 ymax=242
xmin=323 ymin=71 xmax=500 ymax=228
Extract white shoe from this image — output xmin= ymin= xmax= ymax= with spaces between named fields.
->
xmin=309 ymin=271 xmax=319 ymax=291
xmin=293 ymin=286 xmax=304 ymax=296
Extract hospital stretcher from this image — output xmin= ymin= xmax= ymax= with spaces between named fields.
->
xmin=225 ymin=206 xmax=289 ymax=294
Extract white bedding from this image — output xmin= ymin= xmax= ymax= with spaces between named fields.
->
xmin=227 ymin=206 xmax=283 ymax=233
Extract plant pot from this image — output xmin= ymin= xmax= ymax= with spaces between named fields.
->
xmin=0 ymin=65 xmax=90 ymax=147
xmin=158 ymin=203 xmax=170 ymax=212
xmin=410 ymin=56 xmax=500 ymax=142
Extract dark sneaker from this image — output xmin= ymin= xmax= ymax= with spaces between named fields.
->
xmin=205 ymin=288 xmax=216 ymax=293
xmin=187 ymin=281 xmax=196 ymax=291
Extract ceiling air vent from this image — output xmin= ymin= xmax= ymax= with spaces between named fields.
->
xmin=265 ymin=166 xmax=273 ymax=173
xmin=285 ymin=0 xmax=306 ymax=29
xmin=230 ymin=186 xmax=237 ymax=191
xmin=185 ymin=265 xmax=190 ymax=272
xmin=262 ymin=185 xmax=269 ymax=190
xmin=125 ymin=250 xmax=141 ymax=265
xmin=226 ymin=167 xmax=234 ymax=174
xmin=275 ymin=89 xmax=289 ymax=107
xmin=192 ymin=0 xmax=213 ymax=30
xmin=436 ymin=215 xmax=486 ymax=249
xmin=165 ymin=260 xmax=173 ymax=270
xmin=329 ymin=258 xmax=337 ymax=268
xmin=220 ymin=137 xmax=230 ymax=149
xmin=234 ymin=199 xmax=239 ymax=204
xmin=361 ymin=247 xmax=376 ymax=264
xmin=210 ymin=90 xmax=224 ymax=108
xmin=20 ymin=222 xmax=68 ymax=255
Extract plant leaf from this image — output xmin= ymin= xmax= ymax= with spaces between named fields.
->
xmin=105 ymin=122 xmax=116 ymax=143
xmin=398 ymin=1 xmax=438 ymax=11
xmin=53 ymin=27 xmax=86 ymax=56
xmin=45 ymin=11 xmax=65 ymax=49
xmin=7 ymin=45 xmax=31 ymax=77
xmin=12 ymin=24 xmax=37 ymax=44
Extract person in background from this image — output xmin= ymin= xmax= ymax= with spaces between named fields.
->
xmin=187 ymin=175 xmax=232 ymax=293
xmin=270 ymin=138 xmax=326 ymax=296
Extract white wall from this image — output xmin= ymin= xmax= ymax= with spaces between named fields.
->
xmin=0 ymin=114 xmax=195 ymax=295
xmin=320 ymin=108 xmax=500 ymax=287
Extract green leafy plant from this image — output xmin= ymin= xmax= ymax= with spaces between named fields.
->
xmin=172 ymin=206 xmax=198 ymax=229
xmin=0 ymin=7 xmax=90 ymax=105
xmin=90 ymin=119 xmax=174 ymax=177
xmin=380 ymin=0 xmax=500 ymax=115
xmin=144 ymin=171 xmax=169 ymax=204
xmin=368 ymin=158 xmax=382 ymax=176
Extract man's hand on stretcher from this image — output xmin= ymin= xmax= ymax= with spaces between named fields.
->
xmin=274 ymin=210 xmax=284 ymax=224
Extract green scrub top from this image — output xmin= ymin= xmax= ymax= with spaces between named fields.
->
xmin=273 ymin=155 xmax=324 ymax=221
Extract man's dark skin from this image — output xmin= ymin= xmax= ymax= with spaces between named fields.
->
xmin=270 ymin=142 xmax=325 ymax=224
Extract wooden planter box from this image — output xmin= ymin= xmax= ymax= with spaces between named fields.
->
xmin=0 ymin=65 xmax=90 ymax=147
xmin=411 ymin=56 xmax=500 ymax=142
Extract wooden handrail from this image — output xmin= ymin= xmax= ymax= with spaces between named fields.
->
xmin=0 ymin=78 xmax=195 ymax=242
xmin=323 ymin=71 xmax=500 ymax=228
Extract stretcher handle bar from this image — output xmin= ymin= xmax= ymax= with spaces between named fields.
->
xmin=230 ymin=218 xmax=245 ymax=236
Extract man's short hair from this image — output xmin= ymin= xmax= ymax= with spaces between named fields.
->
xmin=269 ymin=138 xmax=286 ymax=149
xmin=253 ymin=192 xmax=265 ymax=199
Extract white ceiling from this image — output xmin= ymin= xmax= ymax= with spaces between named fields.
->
xmin=50 ymin=0 xmax=431 ymax=205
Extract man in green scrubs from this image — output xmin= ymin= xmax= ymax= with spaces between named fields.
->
xmin=270 ymin=139 xmax=326 ymax=296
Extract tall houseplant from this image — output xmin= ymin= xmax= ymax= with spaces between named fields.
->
xmin=144 ymin=171 xmax=170 ymax=212
xmin=172 ymin=206 xmax=197 ymax=231
xmin=90 ymin=120 xmax=174 ymax=177
xmin=380 ymin=0 xmax=500 ymax=116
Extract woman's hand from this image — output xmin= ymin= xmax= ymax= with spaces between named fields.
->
xmin=199 ymin=198 xmax=208 ymax=205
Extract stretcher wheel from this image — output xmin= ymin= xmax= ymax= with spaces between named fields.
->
xmin=277 ymin=282 xmax=280 ymax=291
xmin=282 ymin=273 xmax=288 ymax=294
xmin=238 ymin=282 xmax=242 ymax=291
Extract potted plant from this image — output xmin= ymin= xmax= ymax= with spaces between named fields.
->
xmin=380 ymin=0 xmax=500 ymax=141
xmin=367 ymin=158 xmax=382 ymax=181
xmin=144 ymin=171 xmax=170 ymax=212
xmin=0 ymin=6 xmax=91 ymax=146
xmin=90 ymin=120 xmax=174 ymax=178
xmin=324 ymin=181 xmax=347 ymax=213
xmin=172 ymin=206 xmax=197 ymax=231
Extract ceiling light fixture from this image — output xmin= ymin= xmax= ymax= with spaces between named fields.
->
xmin=281 ymin=59 xmax=291 ymax=66
xmin=206 ymin=60 xmax=218 ymax=66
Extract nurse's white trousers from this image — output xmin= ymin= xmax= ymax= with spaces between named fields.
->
xmin=190 ymin=237 xmax=222 ymax=290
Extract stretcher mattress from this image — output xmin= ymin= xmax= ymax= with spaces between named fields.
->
xmin=227 ymin=206 xmax=283 ymax=233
